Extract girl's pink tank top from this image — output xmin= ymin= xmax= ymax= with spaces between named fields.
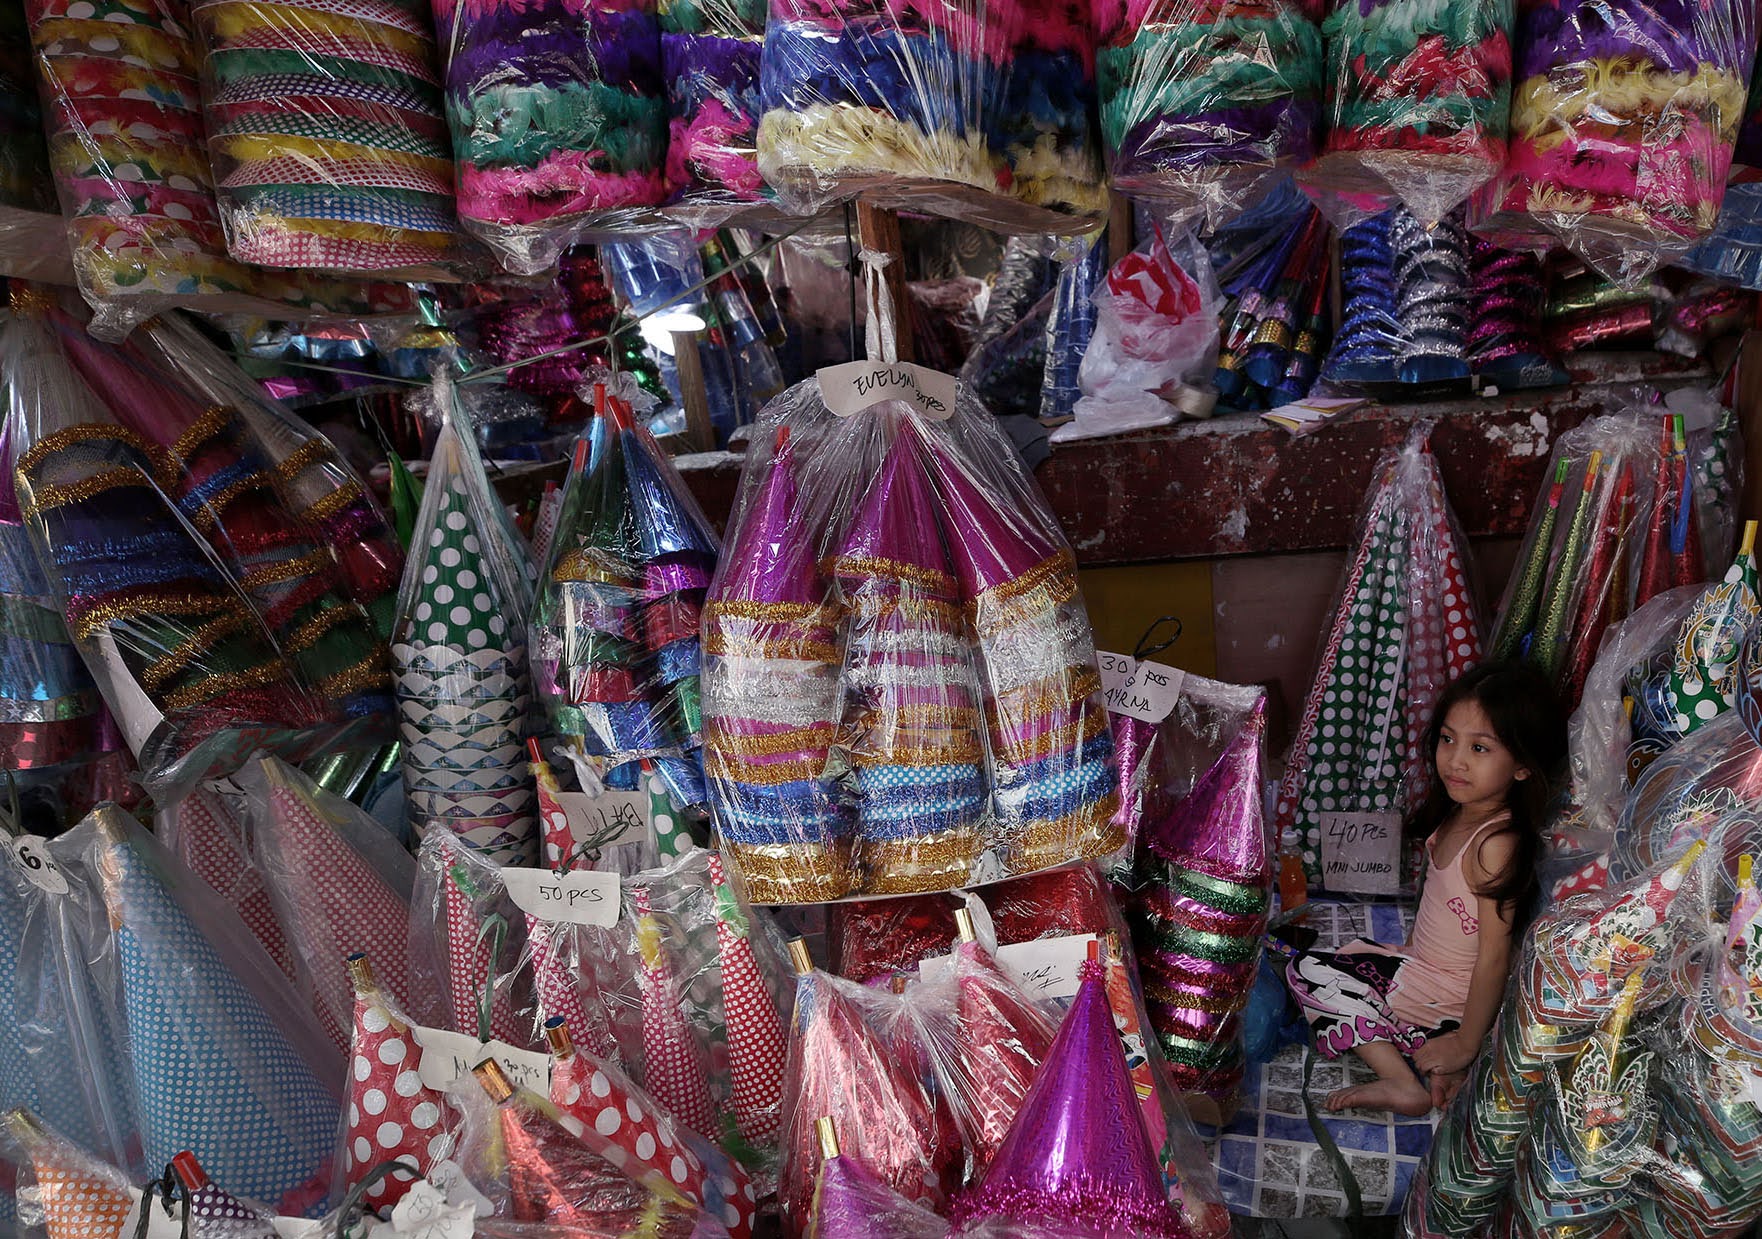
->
xmin=1391 ymin=814 xmax=1509 ymax=1026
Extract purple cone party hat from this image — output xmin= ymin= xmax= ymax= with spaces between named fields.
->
xmin=903 ymin=417 xmax=1121 ymax=873
xmin=1134 ymin=698 xmax=1273 ymax=1101
xmin=75 ymin=806 xmax=340 ymax=1218
xmin=704 ymin=428 xmax=851 ymax=902
xmin=952 ymin=959 xmax=1192 ymax=1238
xmin=809 ymin=1118 xmax=950 ymax=1239
xmin=393 ymin=402 xmax=538 ymax=866
xmin=832 ymin=414 xmax=987 ymax=894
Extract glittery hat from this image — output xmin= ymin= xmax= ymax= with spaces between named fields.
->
xmin=953 ymin=959 xmax=1191 ymax=1238
xmin=949 ymin=939 xmax=1058 ymax=1172
xmin=1145 ymin=697 xmax=1271 ymax=884
xmin=809 ymin=1118 xmax=950 ymax=1239
xmin=834 ymin=421 xmax=955 ymax=597
xmin=619 ymin=425 xmax=719 ymax=565
xmin=716 ymin=428 xmax=827 ymax=612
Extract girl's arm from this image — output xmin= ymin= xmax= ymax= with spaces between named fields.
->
xmin=1413 ymin=832 xmax=1518 ymax=1079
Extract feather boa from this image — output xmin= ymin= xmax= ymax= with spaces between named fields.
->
xmin=666 ymin=95 xmax=764 ymax=195
xmin=658 ymin=0 xmax=765 ymax=36
xmin=1512 ymin=62 xmax=1746 ymax=142
xmin=1516 ymin=1 xmax=1730 ymax=79
xmin=441 ymin=5 xmax=662 ymax=91
xmin=456 ymin=149 xmax=666 ymax=221
xmin=768 ymin=0 xmax=1090 ymax=64
xmin=450 ymin=80 xmax=666 ymax=170
xmin=1096 ymin=0 xmax=1300 ymax=46
xmin=1111 ymin=97 xmax=1320 ymax=171
xmin=1324 ymin=0 xmax=1510 ymax=55
xmin=662 ymin=29 xmax=761 ymax=101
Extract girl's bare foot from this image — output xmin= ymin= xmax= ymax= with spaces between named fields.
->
xmin=1324 ymin=1075 xmax=1432 ymax=1116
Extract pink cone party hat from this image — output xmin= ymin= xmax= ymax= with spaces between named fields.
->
xmin=633 ymin=887 xmax=717 ymax=1141
xmin=1145 ymin=698 xmax=1272 ymax=883
xmin=526 ymin=917 xmax=621 ymax=1064
xmin=833 ymin=416 xmax=986 ymax=894
xmin=952 ymin=959 xmax=1192 ymax=1238
xmin=160 ymin=790 xmax=296 ymax=983
xmin=808 ymin=1118 xmax=949 ymax=1239
xmin=707 ymin=853 xmax=788 ymax=1152
xmin=948 ymin=933 xmax=1058 ymax=1172
xmin=340 ymin=955 xmax=457 ymax=1215
xmin=704 ymin=427 xmax=851 ymax=902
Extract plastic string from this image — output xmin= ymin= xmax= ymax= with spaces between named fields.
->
xmin=131 ymin=1167 xmax=191 ymax=1239
xmin=332 ymin=1160 xmax=424 ymax=1239
xmin=1132 ymin=615 xmax=1184 ymax=661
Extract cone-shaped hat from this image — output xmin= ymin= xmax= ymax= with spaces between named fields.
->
xmin=813 ymin=1146 xmax=950 ymax=1239
xmin=835 ymin=425 xmax=956 ymax=598
xmin=900 ymin=417 xmax=1058 ymax=597
xmin=717 ymin=430 xmax=825 ymax=608
xmin=1146 ymin=699 xmax=1271 ymax=884
xmin=620 ymin=429 xmax=719 ymax=565
xmin=953 ymin=960 xmax=1190 ymax=1238
xmin=951 ymin=941 xmax=1057 ymax=1172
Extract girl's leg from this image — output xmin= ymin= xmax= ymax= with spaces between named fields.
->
xmin=1324 ymin=1040 xmax=1431 ymax=1116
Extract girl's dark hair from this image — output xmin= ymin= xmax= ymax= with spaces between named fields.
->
xmin=1406 ymin=661 xmax=1568 ymax=923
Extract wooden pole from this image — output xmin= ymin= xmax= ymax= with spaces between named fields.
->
xmin=855 ymin=200 xmax=914 ymax=363
xmin=672 ymin=329 xmax=715 ymax=452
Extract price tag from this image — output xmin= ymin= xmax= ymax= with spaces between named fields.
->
xmin=501 ymin=866 xmax=620 ymax=927
xmin=1318 ymin=810 xmax=1403 ymax=895
xmin=1103 ymin=657 xmax=1185 ymax=723
xmin=8 ymin=835 xmax=68 ymax=895
xmin=410 ymin=1024 xmax=551 ymax=1097
xmin=553 ymin=789 xmax=650 ymax=854
xmin=920 ymin=933 xmax=1098 ymax=1003
xmin=818 ymin=361 xmax=957 ymax=421
xmin=1097 ymin=650 xmax=1139 ymax=701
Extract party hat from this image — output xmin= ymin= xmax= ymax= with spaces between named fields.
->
xmin=158 ymin=790 xmax=297 ymax=983
xmin=633 ymin=886 xmax=717 ymax=1140
xmin=808 ymin=1119 xmax=949 ymax=1239
xmin=526 ymin=916 xmax=621 ymax=1066
xmin=946 ymin=933 xmax=1058 ymax=1172
xmin=546 ymin=1021 xmax=756 ymax=1239
xmin=239 ymin=756 xmax=415 ymax=1051
xmin=339 ymin=956 xmax=456 ymax=1215
xmin=1492 ymin=457 xmax=1570 ymax=660
xmin=707 ymin=853 xmax=788 ymax=1152
xmin=704 ymin=428 xmax=851 ymax=902
xmin=952 ymin=960 xmax=1190 ymax=1238
xmin=1664 ymin=521 xmax=1759 ymax=736
xmin=834 ymin=417 xmax=986 ymax=893
xmin=1544 ymin=841 xmax=1706 ymax=1017
xmin=169 ymin=1152 xmax=277 ymax=1239
xmin=1146 ymin=698 xmax=1271 ymax=882
xmin=82 ymin=807 xmax=339 ymax=1216
xmin=428 ymin=838 xmax=526 ymax=1046
xmin=5 ymin=1110 xmax=135 ymax=1239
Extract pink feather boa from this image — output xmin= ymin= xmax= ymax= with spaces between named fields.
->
xmin=666 ymin=99 xmax=764 ymax=197
xmin=457 ymin=150 xmax=666 ymax=223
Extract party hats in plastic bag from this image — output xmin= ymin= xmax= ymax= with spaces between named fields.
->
xmin=394 ymin=394 xmax=538 ymax=865
xmin=807 ymin=1118 xmax=949 ymax=1239
xmin=409 ymin=834 xmax=528 ymax=1046
xmin=1663 ymin=521 xmax=1760 ymax=737
xmin=158 ymin=790 xmax=297 ymax=983
xmin=168 ymin=1151 xmax=279 ymax=1239
xmin=633 ymin=885 xmax=717 ymax=1141
xmin=70 ymin=807 xmax=340 ymax=1216
xmin=5 ymin=1109 xmax=136 ymax=1239
xmin=706 ymin=853 xmax=787 ymax=1154
xmin=237 ymin=757 xmax=415 ymax=1050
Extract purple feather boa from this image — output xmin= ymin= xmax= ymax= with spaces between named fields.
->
xmin=1114 ymin=98 xmax=1319 ymax=171
xmin=443 ymin=3 xmax=662 ymax=92
xmin=1515 ymin=0 xmax=1739 ymax=79
xmin=662 ymin=30 xmax=759 ymax=100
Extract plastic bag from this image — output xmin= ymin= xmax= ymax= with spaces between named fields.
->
xmin=1275 ymin=430 xmax=1483 ymax=889
xmin=755 ymin=0 xmax=1106 ymax=233
xmin=1036 ymin=232 xmax=1105 ymax=422
xmin=531 ymin=392 xmax=719 ymax=815
xmin=661 ymin=0 xmax=768 ymax=223
xmin=1095 ymin=0 xmax=1322 ymax=224
xmin=0 ymin=0 xmax=68 ymax=287
xmin=4 ymin=302 xmax=338 ymax=802
xmin=1063 ymin=231 xmax=1220 ymax=440
xmin=436 ymin=0 xmax=667 ymax=274
xmin=1303 ymin=0 xmax=1513 ymax=223
xmin=703 ymin=378 xmax=1121 ymax=903
xmin=190 ymin=0 xmax=461 ymax=278
xmin=1473 ymin=0 xmax=1759 ymax=284
xmin=394 ymin=396 xmax=540 ymax=866
xmin=1213 ymin=201 xmax=1330 ymax=411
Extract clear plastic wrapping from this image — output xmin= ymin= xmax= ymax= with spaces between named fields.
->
xmin=190 ymin=0 xmax=461 ymax=278
xmin=1275 ymin=431 xmax=1483 ymax=889
xmin=1303 ymin=0 xmax=1512 ymax=222
xmin=661 ymin=0 xmax=767 ymax=222
xmin=435 ymin=0 xmax=667 ymax=274
xmin=531 ymin=394 xmax=718 ymax=815
xmin=1096 ymin=0 xmax=1321 ymax=223
xmin=703 ymin=378 xmax=1121 ymax=903
xmin=1212 ymin=200 xmax=1329 ymax=410
xmin=754 ymin=0 xmax=1107 ymax=233
xmin=0 ymin=0 xmax=68 ymax=287
xmin=4 ymin=301 xmax=340 ymax=802
xmin=1037 ymin=232 xmax=1105 ymax=422
xmin=394 ymin=403 xmax=540 ymax=866
xmin=1472 ymin=0 xmax=1760 ymax=282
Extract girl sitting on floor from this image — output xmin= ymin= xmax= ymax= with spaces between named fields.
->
xmin=1283 ymin=662 xmax=1567 ymax=1115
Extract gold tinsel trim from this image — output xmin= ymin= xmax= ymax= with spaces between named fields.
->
xmin=240 ymin=547 xmax=332 ymax=591
xmin=828 ymin=553 xmax=956 ymax=596
xmin=991 ymin=708 xmax=1109 ymax=765
xmin=162 ymin=660 xmax=291 ymax=712
xmin=857 ymin=831 xmax=980 ymax=895
xmin=188 ymin=469 xmax=276 ymax=531
xmin=316 ymin=654 xmax=392 ymax=700
xmin=69 ymin=592 xmax=234 ymax=641
xmin=969 ymin=551 xmax=1079 ymax=630
xmin=284 ymin=602 xmax=360 ymax=655
xmin=846 ymin=592 xmax=964 ymax=628
xmin=139 ymin=611 xmax=252 ymax=693
xmin=302 ymin=481 xmax=363 ymax=525
xmin=17 ymin=424 xmax=158 ymax=474
xmin=991 ymin=666 xmax=1103 ymax=715
xmin=9 ymin=284 xmax=51 ymax=315
xmin=161 ymin=406 xmax=232 ymax=485
xmin=552 ymin=548 xmax=639 ymax=586
xmin=702 ymin=630 xmax=841 ymax=663
xmin=275 ymin=439 xmax=332 ymax=482
xmin=1011 ymin=797 xmax=1124 ymax=866
xmin=705 ymin=722 xmax=837 ymax=756
xmin=23 ymin=466 xmax=156 ymax=521
xmin=705 ymin=598 xmax=837 ymax=625
xmin=860 ymin=737 xmax=984 ymax=766
xmin=724 ymin=841 xmax=854 ymax=903
xmin=861 ymin=703 xmax=979 ymax=729
xmin=705 ymin=753 xmax=831 ymax=785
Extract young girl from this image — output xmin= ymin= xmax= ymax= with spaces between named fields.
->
xmin=1283 ymin=662 xmax=1567 ymax=1115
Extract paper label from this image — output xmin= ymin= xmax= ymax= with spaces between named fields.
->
xmin=502 ymin=866 xmax=621 ymax=927
xmin=7 ymin=835 xmax=67 ymax=895
xmin=1096 ymin=650 xmax=1139 ymax=700
xmin=554 ymin=788 xmax=650 ymax=855
xmin=920 ymin=933 xmax=1098 ymax=1002
xmin=377 ymin=1180 xmax=476 ymax=1239
xmin=1105 ymin=658 xmax=1185 ymax=723
xmin=1318 ymin=810 xmax=1403 ymax=895
xmin=410 ymin=1024 xmax=551 ymax=1096
xmin=818 ymin=361 xmax=957 ymax=421
xmin=271 ymin=1220 xmax=327 ymax=1239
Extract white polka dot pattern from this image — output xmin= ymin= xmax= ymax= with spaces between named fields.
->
xmin=631 ymin=887 xmax=718 ymax=1141
xmin=706 ymin=853 xmax=787 ymax=1146
xmin=343 ymin=991 xmax=454 ymax=1213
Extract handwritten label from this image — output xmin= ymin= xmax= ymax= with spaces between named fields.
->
xmin=502 ymin=866 xmax=620 ymax=927
xmin=554 ymin=788 xmax=650 ymax=856
xmin=1097 ymin=651 xmax=1139 ymax=701
xmin=372 ymin=1180 xmax=477 ymax=1239
xmin=1102 ymin=656 xmax=1185 ymax=723
xmin=920 ymin=934 xmax=1098 ymax=1002
xmin=410 ymin=1024 xmax=552 ymax=1097
xmin=818 ymin=361 xmax=957 ymax=421
xmin=1318 ymin=810 xmax=1403 ymax=895
xmin=7 ymin=836 xmax=67 ymax=895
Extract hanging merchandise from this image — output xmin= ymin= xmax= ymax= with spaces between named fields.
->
xmin=189 ymin=0 xmax=461 ymax=278
xmin=393 ymin=398 xmax=539 ymax=865
xmin=755 ymin=0 xmax=1107 ymax=233
xmin=806 ymin=1118 xmax=949 ymax=1239
xmin=1682 ymin=63 xmax=1762 ymax=288
xmin=1464 ymin=235 xmax=1560 ymax=387
xmin=660 ymin=0 xmax=766 ymax=220
xmin=1318 ymin=206 xmax=1473 ymax=390
xmin=1096 ymin=0 xmax=1321 ymax=224
xmin=60 ymin=806 xmax=342 ymax=1217
xmin=0 ymin=0 xmax=65 ymax=284
xmin=1212 ymin=202 xmax=1330 ymax=410
xmin=531 ymin=389 xmax=719 ymax=815
xmin=1133 ymin=697 xmax=1272 ymax=1106
xmin=705 ymin=382 xmax=1120 ymax=904
xmin=408 ymin=833 xmax=530 ymax=1047
xmin=1303 ymin=0 xmax=1513 ymax=222
xmin=435 ymin=0 xmax=667 ymax=274
xmin=1275 ymin=431 xmax=1482 ymax=889
xmin=4 ymin=300 xmax=340 ymax=801
xmin=1473 ymin=0 xmax=1760 ymax=282
xmin=1038 ymin=231 xmax=1107 ymax=422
